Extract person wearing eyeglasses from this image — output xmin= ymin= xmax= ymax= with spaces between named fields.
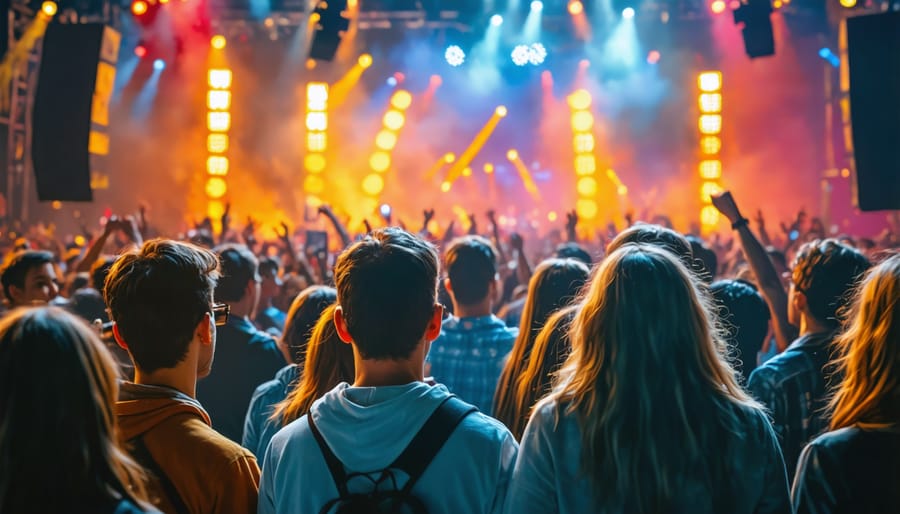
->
xmin=105 ymin=239 xmax=261 ymax=514
xmin=197 ymin=244 xmax=287 ymax=444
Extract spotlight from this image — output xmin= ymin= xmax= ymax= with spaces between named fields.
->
xmin=387 ymin=77 xmax=398 ymax=87
xmin=507 ymin=149 xmax=519 ymax=161
xmin=511 ymin=45 xmax=531 ymax=66
xmin=839 ymin=0 xmax=856 ymax=6
xmin=647 ymin=50 xmax=661 ymax=64
xmin=134 ymin=44 xmax=147 ymax=58
xmin=568 ymin=0 xmax=583 ymax=15
xmin=211 ymin=35 xmax=227 ymax=49
xmin=445 ymin=45 xmax=466 ymax=67
xmin=153 ymin=59 xmax=166 ymax=71
xmin=495 ymin=106 xmax=508 ymax=117
xmin=41 ymin=1 xmax=58 ymax=16
xmin=358 ymin=53 xmax=373 ymax=68
xmin=622 ymin=7 xmax=635 ymax=18
xmin=529 ymin=43 xmax=547 ymax=65
xmin=132 ymin=0 xmax=148 ymax=15
xmin=490 ymin=14 xmax=503 ymax=26
xmin=710 ymin=0 xmax=727 ymax=13
xmin=531 ymin=0 xmax=543 ymax=11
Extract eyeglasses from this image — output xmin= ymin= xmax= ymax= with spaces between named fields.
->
xmin=212 ymin=303 xmax=230 ymax=326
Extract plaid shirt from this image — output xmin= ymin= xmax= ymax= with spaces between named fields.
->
xmin=426 ymin=315 xmax=517 ymax=414
xmin=747 ymin=332 xmax=837 ymax=480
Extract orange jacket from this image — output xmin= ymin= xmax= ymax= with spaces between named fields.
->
xmin=117 ymin=382 xmax=260 ymax=514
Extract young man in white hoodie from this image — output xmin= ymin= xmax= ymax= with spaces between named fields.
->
xmin=259 ymin=228 xmax=518 ymax=514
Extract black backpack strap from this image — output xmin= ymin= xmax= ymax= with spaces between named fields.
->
xmin=391 ymin=396 xmax=477 ymax=494
xmin=308 ymin=412 xmax=351 ymax=497
xmin=129 ymin=435 xmax=190 ymax=514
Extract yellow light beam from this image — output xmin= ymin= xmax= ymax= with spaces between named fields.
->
xmin=330 ymin=55 xmax=372 ymax=108
xmin=507 ymin=151 xmax=541 ymax=200
xmin=445 ymin=107 xmax=507 ymax=183
xmin=426 ymin=153 xmax=453 ymax=180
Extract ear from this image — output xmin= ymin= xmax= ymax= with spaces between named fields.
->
xmin=333 ymin=306 xmax=354 ymax=345
xmin=195 ymin=313 xmax=214 ymax=346
xmin=425 ymin=304 xmax=444 ymax=342
xmin=793 ymin=289 xmax=808 ymax=313
xmin=8 ymin=285 xmax=24 ymax=306
xmin=112 ymin=323 xmax=129 ymax=350
xmin=444 ymin=277 xmax=453 ymax=296
xmin=244 ymin=280 xmax=256 ymax=299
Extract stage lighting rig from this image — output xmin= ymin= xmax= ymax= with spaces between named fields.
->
xmin=308 ymin=0 xmax=351 ymax=61
xmin=733 ymin=0 xmax=774 ymax=58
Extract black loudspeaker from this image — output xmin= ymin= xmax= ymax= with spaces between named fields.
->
xmin=846 ymin=12 xmax=900 ymax=211
xmin=32 ymin=23 xmax=119 ymax=202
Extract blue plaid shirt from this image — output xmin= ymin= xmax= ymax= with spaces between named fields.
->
xmin=426 ymin=315 xmax=517 ymax=414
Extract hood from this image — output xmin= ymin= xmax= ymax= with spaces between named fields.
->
xmin=116 ymin=382 xmax=210 ymax=441
xmin=310 ymin=382 xmax=451 ymax=472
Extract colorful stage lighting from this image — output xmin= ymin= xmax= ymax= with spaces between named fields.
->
xmin=531 ymin=1 xmax=543 ymax=11
xmin=358 ymin=54 xmax=373 ymax=68
xmin=390 ymin=90 xmax=412 ymax=110
xmin=622 ymin=7 xmax=635 ymax=18
xmin=698 ymin=71 xmax=722 ymax=92
xmin=574 ymin=155 xmax=596 ymax=175
xmin=207 ymin=134 xmax=229 ymax=154
xmin=134 ymin=45 xmax=147 ymax=58
xmin=699 ymin=114 xmax=722 ymax=135
xmin=207 ymin=91 xmax=231 ymax=110
xmin=375 ymin=130 xmax=398 ymax=151
xmin=699 ymin=160 xmax=723 ymax=179
xmin=305 ymin=154 xmax=326 ymax=173
xmin=209 ymin=69 xmax=233 ymax=89
xmin=490 ymin=14 xmax=503 ymax=26
xmin=512 ymin=45 xmax=531 ymax=66
xmin=383 ymin=111 xmax=405 ymax=131
xmin=576 ymin=199 xmax=598 ymax=219
xmin=208 ymin=112 xmax=231 ymax=132
xmin=571 ymin=111 xmax=594 ymax=132
xmin=211 ymin=35 xmax=227 ymax=49
xmin=41 ymin=1 xmax=58 ymax=16
xmin=506 ymin=149 xmax=519 ymax=161
xmin=206 ymin=156 xmax=229 ymax=176
xmin=568 ymin=1 xmax=583 ymax=15
xmin=711 ymin=0 xmax=727 ymax=13
xmin=153 ymin=59 xmax=165 ymax=71
xmin=647 ymin=50 xmax=661 ymax=64
xmin=495 ymin=106 xmax=508 ymax=117
xmin=445 ymin=46 xmax=466 ymax=67
xmin=701 ymin=205 xmax=720 ymax=226
xmin=699 ymin=93 xmax=722 ymax=113
xmin=839 ymin=0 xmax=856 ymax=7
xmin=529 ymin=43 xmax=547 ymax=65
xmin=700 ymin=136 xmax=722 ymax=155
xmin=577 ymin=177 xmax=598 ymax=196
xmin=205 ymin=177 xmax=228 ymax=199
xmin=132 ymin=0 xmax=148 ymax=15
xmin=369 ymin=152 xmax=391 ymax=173
xmin=362 ymin=174 xmax=385 ymax=196
xmin=568 ymin=89 xmax=592 ymax=110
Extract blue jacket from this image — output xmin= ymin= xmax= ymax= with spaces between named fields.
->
xmin=259 ymin=382 xmax=518 ymax=514
xmin=243 ymin=364 xmax=301 ymax=460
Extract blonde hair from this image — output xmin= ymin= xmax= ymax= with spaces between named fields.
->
xmin=273 ymin=305 xmax=355 ymax=425
xmin=494 ymin=259 xmax=588 ymax=438
xmin=830 ymin=254 xmax=900 ymax=430
xmin=546 ymin=244 xmax=759 ymax=512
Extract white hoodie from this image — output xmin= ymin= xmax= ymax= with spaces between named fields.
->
xmin=259 ymin=382 xmax=518 ymax=514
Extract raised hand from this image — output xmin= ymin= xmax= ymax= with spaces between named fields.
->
xmin=467 ymin=213 xmax=477 ymax=235
xmin=486 ymin=210 xmax=497 ymax=225
xmin=566 ymin=210 xmax=578 ymax=232
xmin=510 ymin=232 xmax=524 ymax=252
xmin=710 ymin=191 xmax=743 ymax=223
xmin=275 ymin=221 xmax=291 ymax=245
xmin=423 ymin=209 xmax=435 ymax=226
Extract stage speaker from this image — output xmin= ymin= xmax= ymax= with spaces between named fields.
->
xmin=308 ymin=0 xmax=350 ymax=62
xmin=32 ymin=23 xmax=119 ymax=202
xmin=845 ymin=11 xmax=900 ymax=211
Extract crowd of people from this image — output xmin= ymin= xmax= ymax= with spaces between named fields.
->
xmin=0 ymin=191 xmax=898 ymax=514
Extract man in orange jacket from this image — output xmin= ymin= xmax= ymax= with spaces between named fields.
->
xmin=105 ymin=239 xmax=260 ymax=514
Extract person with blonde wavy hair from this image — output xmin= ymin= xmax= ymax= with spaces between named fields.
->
xmin=792 ymin=254 xmax=900 ymax=514
xmin=493 ymin=258 xmax=589 ymax=439
xmin=506 ymin=244 xmax=791 ymax=514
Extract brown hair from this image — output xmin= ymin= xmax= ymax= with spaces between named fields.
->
xmin=273 ymin=305 xmax=355 ymax=425
xmin=830 ymin=254 xmax=900 ymax=429
xmin=0 ymin=308 xmax=150 ymax=512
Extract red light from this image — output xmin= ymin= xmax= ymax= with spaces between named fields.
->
xmin=134 ymin=45 xmax=147 ymax=58
xmin=393 ymin=72 xmax=406 ymax=84
xmin=132 ymin=0 xmax=148 ymax=15
xmin=711 ymin=0 xmax=727 ymax=13
xmin=647 ymin=50 xmax=661 ymax=64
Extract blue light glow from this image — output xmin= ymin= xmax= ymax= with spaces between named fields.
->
xmin=531 ymin=0 xmax=543 ymax=11
xmin=622 ymin=7 xmax=635 ymax=18
xmin=153 ymin=59 xmax=166 ymax=71
xmin=490 ymin=14 xmax=503 ymax=26
xmin=445 ymin=45 xmax=466 ymax=66
xmin=511 ymin=45 xmax=531 ymax=66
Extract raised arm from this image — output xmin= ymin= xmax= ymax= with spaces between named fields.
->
xmin=712 ymin=192 xmax=797 ymax=352
xmin=486 ymin=210 xmax=508 ymax=264
xmin=565 ymin=210 xmax=578 ymax=242
xmin=510 ymin=232 xmax=532 ymax=286
xmin=318 ymin=205 xmax=352 ymax=249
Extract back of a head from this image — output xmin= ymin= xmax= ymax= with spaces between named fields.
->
xmin=710 ymin=279 xmax=769 ymax=380
xmin=278 ymin=304 xmax=355 ymax=425
xmin=104 ymin=239 xmax=219 ymax=373
xmin=444 ymin=235 xmax=498 ymax=306
xmin=334 ymin=228 xmax=439 ymax=360
xmin=607 ymin=224 xmax=694 ymax=267
xmin=282 ymin=285 xmax=338 ymax=365
xmin=0 ymin=307 xmax=145 ymax=511
xmin=830 ymin=254 xmax=900 ymax=430
xmin=555 ymin=244 xmax=752 ymax=510
xmin=90 ymin=256 xmax=117 ymax=294
xmin=791 ymin=239 xmax=871 ymax=330
xmin=67 ymin=288 xmax=108 ymax=324
xmin=1 ymin=250 xmax=55 ymax=303
xmin=214 ymin=244 xmax=259 ymax=303
xmin=687 ymin=235 xmax=718 ymax=283
xmin=555 ymin=243 xmax=593 ymax=267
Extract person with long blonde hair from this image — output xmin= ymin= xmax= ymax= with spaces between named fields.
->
xmin=493 ymin=258 xmax=588 ymax=439
xmin=506 ymin=244 xmax=791 ymax=514
xmin=792 ymin=254 xmax=900 ymax=514
xmin=271 ymin=304 xmax=355 ymax=428
xmin=0 ymin=308 xmax=156 ymax=513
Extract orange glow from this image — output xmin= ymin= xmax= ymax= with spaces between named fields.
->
xmin=700 ymin=136 xmax=721 ymax=155
xmin=699 ymin=114 xmax=722 ymax=135
xmin=495 ymin=106 xmax=508 ymax=117
xmin=41 ymin=1 xmax=58 ymax=16
xmin=375 ymin=130 xmax=398 ymax=151
xmin=206 ymin=156 xmax=229 ymax=176
xmin=307 ymin=82 xmax=329 ymax=110
xmin=306 ymin=59 xmax=317 ymax=70
xmin=358 ymin=54 xmax=373 ymax=68
xmin=369 ymin=152 xmax=391 ymax=173
xmin=390 ymin=90 xmax=413 ymax=110
xmin=307 ymin=132 xmax=327 ymax=152
xmin=568 ymin=89 xmax=592 ymax=110
xmin=306 ymin=112 xmax=328 ymax=131
xmin=208 ymin=69 xmax=233 ymax=89
xmin=205 ymin=177 xmax=228 ymax=199
xmin=548 ymin=211 xmax=558 ymax=222
xmin=383 ymin=110 xmax=405 ymax=131
xmin=208 ymin=112 xmax=231 ymax=132
xmin=211 ymin=35 xmax=227 ymax=49
xmin=577 ymin=177 xmax=598 ymax=196
xmin=699 ymin=160 xmax=722 ymax=179
xmin=571 ymin=111 xmax=594 ymax=132
xmin=617 ymin=185 xmax=629 ymax=196
xmin=441 ymin=181 xmax=452 ymax=193
xmin=506 ymin=149 xmax=519 ymax=161
xmin=305 ymin=154 xmax=326 ymax=173
xmin=444 ymin=153 xmax=456 ymax=163
xmin=484 ymin=163 xmax=495 ymax=174
xmin=207 ymin=90 xmax=231 ymax=110
xmin=462 ymin=167 xmax=473 ymax=177
xmin=701 ymin=205 xmax=721 ymax=226
xmin=568 ymin=0 xmax=584 ymax=15
xmin=840 ymin=0 xmax=856 ymax=6
xmin=710 ymin=0 xmax=727 ymax=13
xmin=362 ymin=174 xmax=385 ymax=196
xmin=132 ymin=0 xmax=148 ymax=15
xmin=700 ymin=181 xmax=723 ymax=203
xmin=699 ymin=93 xmax=722 ymax=113
xmin=207 ymin=134 xmax=229 ymax=154
xmin=208 ymin=201 xmax=226 ymax=222
xmin=304 ymin=175 xmax=325 ymax=194
xmin=574 ymin=133 xmax=595 ymax=153
xmin=576 ymin=199 xmax=598 ymax=219
xmin=574 ymin=155 xmax=596 ymax=175
xmin=698 ymin=71 xmax=722 ymax=92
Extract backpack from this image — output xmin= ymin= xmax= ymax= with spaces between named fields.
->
xmin=308 ymin=395 xmax=476 ymax=514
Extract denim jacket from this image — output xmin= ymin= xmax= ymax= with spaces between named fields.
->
xmin=747 ymin=332 xmax=837 ymax=479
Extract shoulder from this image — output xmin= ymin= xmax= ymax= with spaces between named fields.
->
xmin=164 ymin=415 xmax=258 ymax=466
xmin=248 ymin=329 xmax=280 ymax=350
xmin=748 ymin=349 xmax=809 ymax=389
xmin=111 ymin=498 xmax=160 ymax=514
